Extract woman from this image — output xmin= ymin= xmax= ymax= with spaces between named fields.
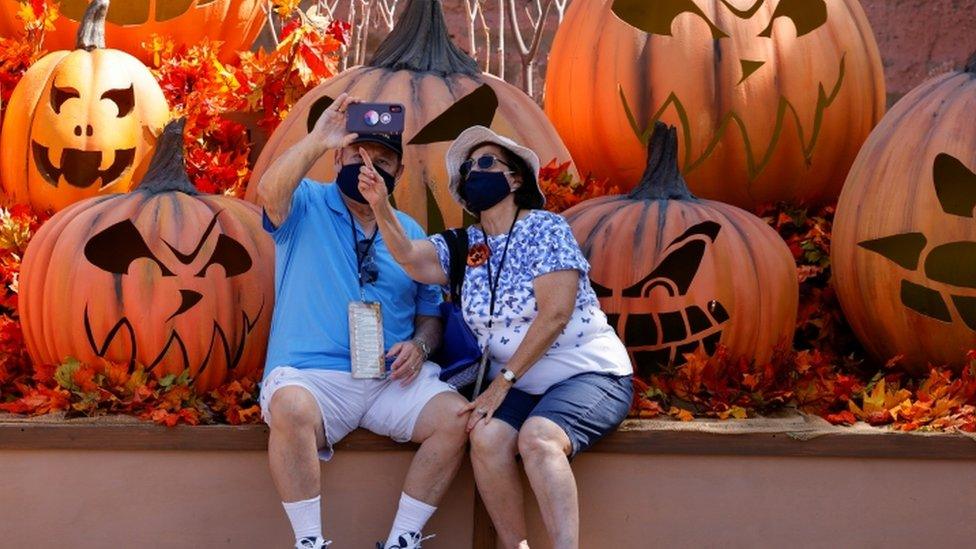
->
xmin=358 ymin=125 xmax=633 ymax=548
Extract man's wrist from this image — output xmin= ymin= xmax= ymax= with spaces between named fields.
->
xmin=374 ymin=198 xmax=396 ymax=218
xmin=411 ymin=337 xmax=431 ymax=360
xmin=300 ymin=133 xmax=331 ymax=158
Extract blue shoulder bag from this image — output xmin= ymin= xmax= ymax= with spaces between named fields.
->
xmin=433 ymin=228 xmax=488 ymax=397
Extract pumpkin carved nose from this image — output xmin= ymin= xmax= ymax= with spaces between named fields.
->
xmin=167 ymin=289 xmax=203 ymax=321
xmin=738 ymin=59 xmax=766 ymax=85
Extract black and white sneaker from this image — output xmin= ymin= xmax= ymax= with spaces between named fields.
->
xmin=377 ymin=531 xmax=435 ymax=549
xmin=296 ymin=536 xmax=331 ymax=549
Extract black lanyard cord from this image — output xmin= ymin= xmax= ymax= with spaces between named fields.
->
xmin=481 ymin=208 xmax=521 ymax=330
xmin=346 ymin=203 xmax=378 ymax=289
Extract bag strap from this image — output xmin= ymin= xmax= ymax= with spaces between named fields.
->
xmin=438 ymin=228 xmax=468 ymax=303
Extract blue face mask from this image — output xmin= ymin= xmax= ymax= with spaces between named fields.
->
xmin=460 ymin=171 xmax=512 ymax=213
xmin=336 ymin=162 xmax=396 ymax=204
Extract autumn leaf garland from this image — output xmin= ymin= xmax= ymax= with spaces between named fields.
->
xmin=143 ymin=1 xmax=348 ymax=197
xmin=538 ymin=160 xmax=621 ymax=214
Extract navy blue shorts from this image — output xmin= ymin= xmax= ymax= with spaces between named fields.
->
xmin=493 ymin=372 xmax=633 ymax=457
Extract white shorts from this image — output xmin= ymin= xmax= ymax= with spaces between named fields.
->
xmin=259 ymin=362 xmax=455 ymax=461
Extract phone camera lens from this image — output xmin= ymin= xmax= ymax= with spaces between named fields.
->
xmin=379 ymin=112 xmax=392 ymax=125
xmin=364 ymin=110 xmax=379 ymax=126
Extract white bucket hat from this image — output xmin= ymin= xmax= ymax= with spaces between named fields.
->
xmin=445 ymin=125 xmax=545 ymax=214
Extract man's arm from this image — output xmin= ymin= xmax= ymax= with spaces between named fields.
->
xmin=387 ymin=314 xmax=443 ymax=385
xmin=412 ymin=314 xmax=443 ymax=357
xmin=358 ymin=149 xmax=449 ymax=286
xmin=256 ymin=93 xmax=360 ymax=227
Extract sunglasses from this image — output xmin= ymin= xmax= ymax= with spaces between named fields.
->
xmin=460 ymin=154 xmax=513 ymax=180
xmin=357 ymin=239 xmax=379 ymax=285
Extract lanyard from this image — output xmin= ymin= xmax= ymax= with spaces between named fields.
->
xmin=480 ymin=208 xmax=521 ymax=332
xmin=346 ymin=203 xmax=378 ymax=294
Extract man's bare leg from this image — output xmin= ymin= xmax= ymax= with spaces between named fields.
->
xmin=267 ymin=386 xmax=328 ymax=544
xmin=382 ymin=392 xmax=470 ymax=547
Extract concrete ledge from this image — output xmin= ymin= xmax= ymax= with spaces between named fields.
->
xmin=3 ymin=412 xmax=976 ymax=548
xmin=2 ymin=413 xmax=975 ymax=459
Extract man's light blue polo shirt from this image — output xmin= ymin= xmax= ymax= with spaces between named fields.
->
xmin=261 ymin=178 xmax=441 ymax=379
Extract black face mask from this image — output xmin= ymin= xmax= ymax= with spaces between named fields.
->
xmin=460 ymin=171 xmax=512 ymax=213
xmin=336 ymin=162 xmax=396 ymax=204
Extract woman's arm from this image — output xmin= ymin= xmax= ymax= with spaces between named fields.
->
xmin=462 ymin=269 xmax=579 ymax=431
xmin=257 ymin=93 xmax=359 ymax=227
xmin=358 ymin=148 xmax=448 ymax=286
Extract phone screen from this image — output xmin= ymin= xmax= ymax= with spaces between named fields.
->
xmin=346 ymin=103 xmax=406 ymax=135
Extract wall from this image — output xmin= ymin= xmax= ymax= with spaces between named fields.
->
xmin=861 ymin=0 xmax=976 ymax=103
xmin=2 ymin=447 xmax=976 ymax=548
xmin=0 ymin=449 xmax=475 ymax=548
xmin=521 ymin=452 xmax=976 ymax=548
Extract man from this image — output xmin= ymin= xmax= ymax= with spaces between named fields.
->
xmin=256 ymin=92 xmax=470 ymax=549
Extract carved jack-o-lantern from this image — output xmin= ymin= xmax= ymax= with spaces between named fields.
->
xmin=565 ymin=123 xmax=798 ymax=377
xmin=245 ymin=0 xmax=573 ymax=232
xmin=0 ymin=0 xmax=168 ymax=213
xmin=833 ymin=55 xmax=976 ymax=374
xmin=545 ymin=0 xmax=886 ymax=210
xmin=19 ymin=119 xmax=275 ymax=392
xmin=0 ymin=0 xmax=265 ymax=64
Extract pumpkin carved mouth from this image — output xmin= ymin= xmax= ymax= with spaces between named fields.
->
xmin=607 ymin=303 xmax=729 ymax=373
xmin=592 ymin=220 xmax=731 ymax=374
xmin=31 ymin=141 xmax=136 ymax=190
xmin=82 ymin=301 xmax=265 ymax=379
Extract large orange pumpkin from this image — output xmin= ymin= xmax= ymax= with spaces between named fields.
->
xmin=832 ymin=54 xmax=976 ymax=375
xmin=244 ymin=0 xmax=573 ymax=232
xmin=545 ymin=0 xmax=886 ymax=210
xmin=0 ymin=0 xmax=264 ymax=64
xmin=564 ymin=122 xmax=798 ymax=376
xmin=0 ymin=0 xmax=168 ymax=213
xmin=19 ymin=119 xmax=274 ymax=392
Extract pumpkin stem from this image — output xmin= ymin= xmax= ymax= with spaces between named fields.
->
xmin=628 ymin=122 xmax=696 ymax=201
xmin=76 ymin=0 xmax=109 ymax=51
xmin=368 ymin=0 xmax=479 ymax=76
xmin=966 ymin=51 xmax=976 ymax=74
xmin=137 ymin=119 xmax=199 ymax=195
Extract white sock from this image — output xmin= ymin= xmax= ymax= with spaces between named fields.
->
xmin=385 ymin=492 xmax=436 ymax=546
xmin=283 ymin=495 xmax=322 ymax=542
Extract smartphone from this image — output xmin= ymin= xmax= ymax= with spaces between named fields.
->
xmin=346 ymin=102 xmax=405 ymax=135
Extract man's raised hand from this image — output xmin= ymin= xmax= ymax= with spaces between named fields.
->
xmin=311 ymin=92 xmax=359 ymax=151
xmin=358 ymin=147 xmax=389 ymax=208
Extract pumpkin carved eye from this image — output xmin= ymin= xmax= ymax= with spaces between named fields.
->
xmin=101 ymin=85 xmax=135 ymax=118
xmin=194 ymin=235 xmax=252 ymax=278
xmin=933 ymin=153 xmax=976 ymax=218
xmin=158 ymin=212 xmax=253 ymax=278
xmin=620 ymin=221 xmax=721 ymax=298
xmin=409 ymin=84 xmax=499 ymax=145
xmin=612 ymin=0 xmax=728 ymax=39
xmin=758 ymin=0 xmax=828 ymax=38
xmin=84 ymin=219 xmax=175 ymax=276
xmin=51 ymin=85 xmax=80 ymax=114
xmin=612 ymin=0 xmax=828 ymax=39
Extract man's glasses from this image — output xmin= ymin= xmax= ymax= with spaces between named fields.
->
xmin=357 ymin=239 xmax=379 ymax=285
xmin=460 ymin=154 xmax=513 ymax=180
